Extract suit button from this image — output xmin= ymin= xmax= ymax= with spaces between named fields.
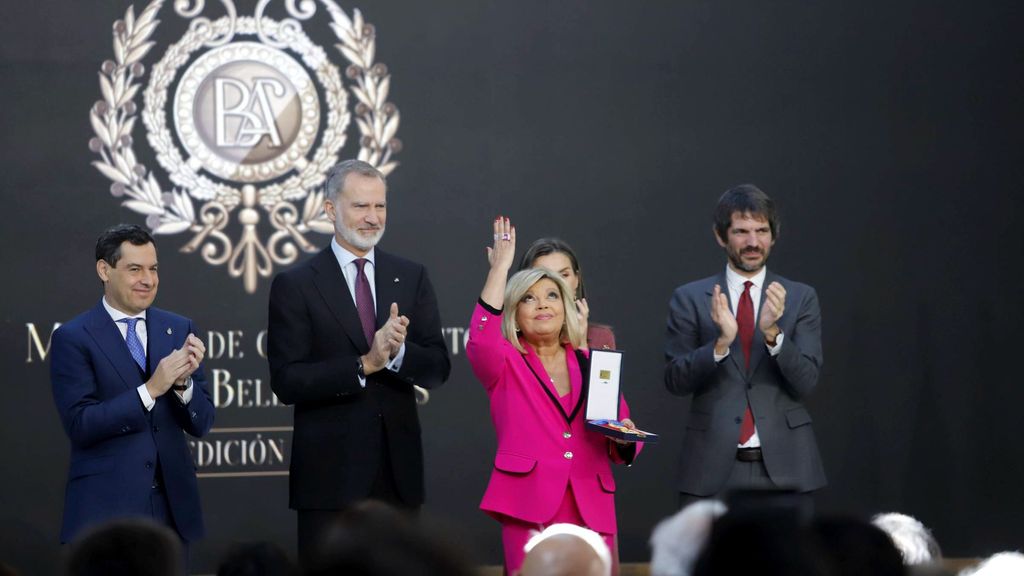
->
xmin=153 ymin=426 xmax=159 ymax=433
xmin=563 ymin=432 xmax=572 ymax=439
xmin=735 ymin=417 xmax=742 ymax=424
xmin=564 ymin=451 xmax=573 ymax=460
xmin=145 ymin=461 xmax=153 ymax=469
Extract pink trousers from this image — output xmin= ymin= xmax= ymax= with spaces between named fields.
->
xmin=499 ymin=484 xmax=616 ymax=574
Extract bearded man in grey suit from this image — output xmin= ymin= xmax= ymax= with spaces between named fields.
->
xmin=664 ymin=184 xmax=825 ymax=506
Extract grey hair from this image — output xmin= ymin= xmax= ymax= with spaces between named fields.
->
xmin=649 ymin=499 xmax=728 ymax=576
xmin=959 ymin=552 xmax=1024 ymax=576
xmin=502 ymin=268 xmax=584 ymax=353
xmin=324 ymin=159 xmax=386 ymax=201
xmin=871 ymin=512 xmax=941 ymax=566
xmin=523 ymin=523 xmax=612 ymax=576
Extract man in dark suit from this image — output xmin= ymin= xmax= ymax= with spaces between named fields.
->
xmin=664 ymin=184 xmax=825 ymax=505
xmin=268 ymin=160 xmax=450 ymax=562
xmin=50 ymin=224 xmax=214 ymax=548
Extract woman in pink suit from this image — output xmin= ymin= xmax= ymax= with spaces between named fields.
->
xmin=467 ymin=217 xmax=641 ymax=574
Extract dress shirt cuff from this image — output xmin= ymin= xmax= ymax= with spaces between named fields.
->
xmin=175 ymin=377 xmax=194 ymax=404
xmin=766 ymin=332 xmax=784 ymax=356
xmin=713 ymin=348 xmax=730 ymax=363
xmin=137 ymin=384 xmax=156 ymax=412
xmin=386 ymin=343 xmax=406 ymax=373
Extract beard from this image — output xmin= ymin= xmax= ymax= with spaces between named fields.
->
xmin=727 ymin=246 xmax=769 ymax=273
xmin=338 ymin=222 xmax=385 ymax=252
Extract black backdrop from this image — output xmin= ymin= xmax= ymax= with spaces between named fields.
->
xmin=2 ymin=1 xmax=1023 ymax=574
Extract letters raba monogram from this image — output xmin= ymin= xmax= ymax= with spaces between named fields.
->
xmin=89 ymin=1 xmax=402 ymax=292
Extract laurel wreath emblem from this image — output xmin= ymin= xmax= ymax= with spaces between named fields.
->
xmin=89 ymin=0 xmax=402 ymax=292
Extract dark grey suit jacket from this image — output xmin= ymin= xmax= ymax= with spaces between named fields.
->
xmin=664 ymin=270 xmax=826 ymax=495
xmin=268 ymin=246 xmax=450 ymax=509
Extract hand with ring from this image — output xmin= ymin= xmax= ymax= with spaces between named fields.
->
xmin=486 ymin=216 xmax=516 ymax=271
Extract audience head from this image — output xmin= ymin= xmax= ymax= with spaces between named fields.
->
xmin=872 ymin=512 xmax=942 ymax=566
xmin=693 ymin=510 xmax=832 ymax=576
xmin=519 ymin=523 xmax=611 ymax=576
xmin=959 ymin=552 xmax=1024 ymax=576
xmin=519 ymin=237 xmax=587 ymax=300
xmin=304 ymin=500 xmax=475 ymax=576
xmin=812 ymin=515 xmax=906 ymax=576
xmin=502 ymin=268 xmax=584 ymax=353
xmin=649 ymin=499 xmax=727 ymax=576
xmin=64 ymin=519 xmax=181 ymax=576
xmin=216 ymin=541 xmax=297 ymax=576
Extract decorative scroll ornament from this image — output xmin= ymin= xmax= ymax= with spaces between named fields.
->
xmin=89 ymin=0 xmax=402 ymax=293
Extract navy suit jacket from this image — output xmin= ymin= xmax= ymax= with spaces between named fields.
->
xmin=664 ymin=271 xmax=826 ymax=495
xmin=268 ymin=246 xmax=450 ymax=509
xmin=50 ymin=299 xmax=215 ymax=542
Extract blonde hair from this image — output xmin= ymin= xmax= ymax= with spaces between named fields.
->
xmin=502 ymin=268 xmax=584 ymax=353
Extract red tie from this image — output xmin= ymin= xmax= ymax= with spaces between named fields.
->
xmin=354 ymin=258 xmax=376 ymax=346
xmin=737 ymin=280 xmax=756 ymax=443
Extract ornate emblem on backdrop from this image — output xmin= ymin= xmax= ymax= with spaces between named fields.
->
xmin=89 ymin=0 xmax=401 ymax=292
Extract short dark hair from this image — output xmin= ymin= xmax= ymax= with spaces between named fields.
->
xmin=95 ymin=224 xmax=154 ymax=267
xmin=65 ymin=519 xmax=181 ymax=576
xmin=324 ymin=159 xmax=386 ymax=201
xmin=713 ymin=184 xmax=779 ymax=241
xmin=518 ymin=237 xmax=587 ymax=299
xmin=216 ymin=541 xmax=297 ymax=576
xmin=306 ymin=500 xmax=476 ymax=576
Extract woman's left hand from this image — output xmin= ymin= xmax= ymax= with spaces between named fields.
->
xmin=611 ymin=418 xmax=637 ymax=445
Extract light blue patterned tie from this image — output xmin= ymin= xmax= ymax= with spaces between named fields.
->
xmin=118 ymin=318 xmax=147 ymax=372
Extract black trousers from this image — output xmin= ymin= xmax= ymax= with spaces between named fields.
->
xmin=296 ymin=431 xmax=417 ymax=567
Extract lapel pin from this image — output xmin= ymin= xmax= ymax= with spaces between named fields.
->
xmin=394 ymin=277 xmax=400 ymax=283
xmin=166 ymin=328 xmax=172 ymax=335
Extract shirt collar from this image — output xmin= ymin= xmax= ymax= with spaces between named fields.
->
xmin=330 ymin=236 xmax=375 ymax=272
xmin=102 ymin=296 xmax=147 ymax=323
xmin=725 ymin=264 xmax=767 ymax=293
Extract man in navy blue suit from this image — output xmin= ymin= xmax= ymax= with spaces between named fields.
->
xmin=50 ymin=224 xmax=215 ymax=548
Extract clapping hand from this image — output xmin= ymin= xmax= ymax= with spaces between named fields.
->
xmin=365 ymin=303 xmax=409 ymax=373
xmin=710 ymin=284 xmax=737 ymax=355
xmin=759 ymin=282 xmax=786 ymax=338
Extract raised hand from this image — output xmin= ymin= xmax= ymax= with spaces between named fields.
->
xmin=710 ymin=284 xmax=738 ymax=355
xmin=486 ymin=216 xmax=516 ymax=272
xmin=481 ymin=216 xmax=516 ymax=310
xmin=759 ymin=281 xmax=786 ymax=340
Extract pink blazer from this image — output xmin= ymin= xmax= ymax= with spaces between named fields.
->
xmin=466 ymin=302 xmax=635 ymax=534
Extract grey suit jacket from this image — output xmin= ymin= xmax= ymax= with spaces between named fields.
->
xmin=663 ymin=270 xmax=826 ymax=495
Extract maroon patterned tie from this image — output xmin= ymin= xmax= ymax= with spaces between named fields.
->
xmin=737 ymin=280 xmax=756 ymax=443
xmin=354 ymin=258 xmax=376 ymax=346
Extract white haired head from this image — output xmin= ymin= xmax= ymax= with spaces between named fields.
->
xmin=871 ymin=512 xmax=941 ymax=565
xmin=520 ymin=523 xmax=611 ymax=576
xmin=649 ymin=499 xmax=728 ymax=576
xmin=959 ymin=552 xmax=1024 ymax=576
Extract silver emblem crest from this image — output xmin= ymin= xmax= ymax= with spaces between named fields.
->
xmin=90 ymin=0 xmax=402 ymax=292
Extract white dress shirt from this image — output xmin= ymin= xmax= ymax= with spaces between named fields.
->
xmin=712 ymin=265 xmax=784 ymax=448
xmin=102 ymin=297 xmax=192 ymax=411
xmin=330 ymin=237 xmax=406 ymax=386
